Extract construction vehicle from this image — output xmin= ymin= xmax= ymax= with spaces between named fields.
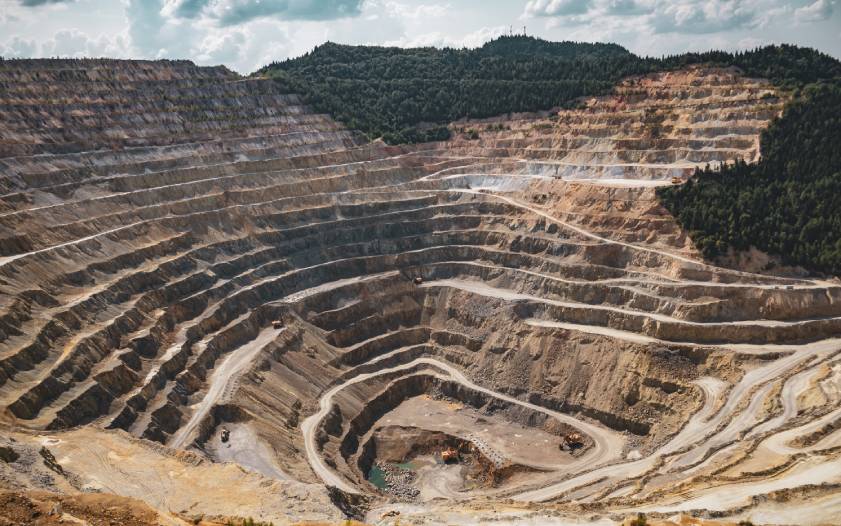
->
xmin=441 ymin=447 xmax=459 ymax=464
xmin=561 ymin=432 xmax=583 ymax=451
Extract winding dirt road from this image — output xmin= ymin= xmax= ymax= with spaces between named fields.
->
xmin=300 ymin=356 xmax=626 ymax=494
xmin=169 ymin=326 xmax=285 ymax=449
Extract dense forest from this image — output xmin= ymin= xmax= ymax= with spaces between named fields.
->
xmin=256 ymin=36 xmax=841 ymax=143
xmin=257 ymin=36 xmax=841 ymax=275
xmin=257 ymin=37 xmax=650 ymax=142
xmin=658 ymin=82 xmax=841 ymax=275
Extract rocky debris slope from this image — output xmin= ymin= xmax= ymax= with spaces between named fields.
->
xmin=1 ymin=60 xmax=840 ymax=525
xmin=0 ymin=490 xmax=173 ymax=526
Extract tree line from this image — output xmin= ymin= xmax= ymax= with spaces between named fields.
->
xmin=255 ymin=36 xmax=840 ymax=144
xmin=658 ymin=82 xmax=841 ymax=275
xmin=256 ymin=35 xmax=841 ymax=275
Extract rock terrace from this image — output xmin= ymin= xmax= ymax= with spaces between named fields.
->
xmin=0 ymin=60 xmax=840 ymax=525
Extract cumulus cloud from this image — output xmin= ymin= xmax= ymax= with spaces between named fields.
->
xmin=383 ymin=25 xmax=507 ymax=49
xmin=649 ymin=0 xmax=758 ymax=34
xmin=599 ymin=0 xmax=652 ymax=15
xmin=194 ymin=29 xmax=247 ymax=64
xmin=0 ymin=29 xmax=129 ymax=60
xmin=379 ymin=1 xmax=449 ymax=20
xmin=525 ymin=0 xmax=592 ymax=17
xmin=794 ymin=0 xmax=835 ymax=22
xmin=163 ymin=0 xmax=207 ymax=18
xmin=127 ymin=0 xmax=199 ymax=59
xmin=525 ymin=0 xmax=791 ymax=35
xmin=1 ymin=36 xmax=37 ymax=57
xmin=161 ymin=0 xmax=364 ymax=25
xmin=40 ymin=29 xmax=129 ymax=58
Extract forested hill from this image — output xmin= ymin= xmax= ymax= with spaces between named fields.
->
xmin=256 ymin=36 xmax=649 ymax=142
xmin=653 ymin=46 xmax=841 ymax=277
xmin=257 ymin=36 xmax=841 ymax=276
xmin=256 ymin=36 xmax=840 ymax=143
xmin=658 ymin=80 xmax=841 ymax=276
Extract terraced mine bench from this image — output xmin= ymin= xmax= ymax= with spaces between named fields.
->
xmin=1 ymin=59 xmax=841 ymax=525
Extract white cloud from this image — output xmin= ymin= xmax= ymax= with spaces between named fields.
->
xmin=1 ymin=36 xmax=37 ymax=58
xmin=383 ymin=25 xmax=507 ymax=49
xmin=649 ymin=0 xmax=758 ymax=34
xmin=525 ymin=0 xmax=792 ymax=36
xmin=0 ymin=30 xmax=129 ymax=59
xmin=126 ymin=0 xmax=196 ymax=59
xmin=162 ymin=0 xmax=207 ymax=18
xmin=596 ymin=0 xmax=653 ymax=15
xmin=194 ymin=28 xmax=247 ymax=64
xmin=161 ymin=0 xmax=365 ymax=26
xmin=378 ymin=1 xmax=449 ymax=20
xmin=795 ymin=0 xmax=835 ymax=22
xmin=41 ymin=29 xmax=130 ymax=58
xmin=525 ymin=0 xmax=592 ymax=17
xmin=18 ymin=0 xmax=76 ymax=5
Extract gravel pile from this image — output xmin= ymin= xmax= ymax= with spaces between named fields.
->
xmin=376 ymin=461 xmax=420 ymax=501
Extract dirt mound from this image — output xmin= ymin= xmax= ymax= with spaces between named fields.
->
xmin=0 ymin=490 xmax=168 ymax=526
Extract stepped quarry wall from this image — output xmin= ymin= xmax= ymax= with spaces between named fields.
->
xmin=1 ymin=60 xmax=840 ymax=525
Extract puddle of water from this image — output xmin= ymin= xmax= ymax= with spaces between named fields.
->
xmin=368 ymin=460 xmax=425 ymax=489
xmin=367 ymin=465 xmax=388 ymax=489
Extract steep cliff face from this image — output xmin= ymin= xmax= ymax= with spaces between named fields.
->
xmin=1 ymin=60 xmax=840 ymax=526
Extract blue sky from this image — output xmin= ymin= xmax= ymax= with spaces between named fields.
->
xmin=1 ymin=0 xmax=838 ymax=72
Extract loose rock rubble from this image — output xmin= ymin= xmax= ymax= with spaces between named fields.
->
xmin=375 ymin=462 xmax=420 ymax=501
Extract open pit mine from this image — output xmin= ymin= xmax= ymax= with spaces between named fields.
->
xmin=1 ymin=59 xmax=841 ymax=526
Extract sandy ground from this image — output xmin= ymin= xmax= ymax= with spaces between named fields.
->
xmin=378 ymin=396 xmax=572 ymax=469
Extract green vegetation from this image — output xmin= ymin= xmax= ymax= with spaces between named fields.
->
xmin=658 ymin=81 xmax=841 ymax=275
xmin=654 ymin=44 xmax=841 ymax=276
xmin=256 ymin=36 xmax=647 ymax=143
xmin=258 ymin=35 xmax=841 ymax=275
xmin=256 ymin=36 xmax=840 ymax=144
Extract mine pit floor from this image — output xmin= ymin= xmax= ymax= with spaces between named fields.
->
xmin=376 ymin=395 xmax=573 ymax=469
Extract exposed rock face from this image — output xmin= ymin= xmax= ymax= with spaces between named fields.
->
xmin=1 ymin=60 xmax=841 ymax=525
